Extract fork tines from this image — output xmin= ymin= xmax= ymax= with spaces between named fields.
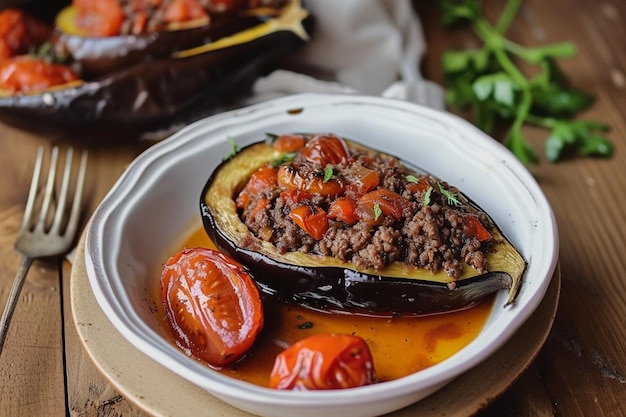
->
xmin=20 ymin=146 xmax=88 ymax=239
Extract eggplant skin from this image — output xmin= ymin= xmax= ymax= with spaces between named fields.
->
xmin=200 ymin=140 xmax=527 ymax=317
xmin=0 ymin=0 xmax=311 ymax=137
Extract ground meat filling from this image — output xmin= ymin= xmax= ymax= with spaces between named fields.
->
xmin=238 ymin=134 xmax=495 ymax=279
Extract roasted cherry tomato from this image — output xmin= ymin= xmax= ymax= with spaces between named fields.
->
xmin=160 ymin=247 xmax=264 ymax=367
xmin=299 ymin=134 xmax=351 ymax=166
xmin=462 ymin=215 xmax=492 ymax=242
xmin=0 ymin=8 xmax=51 ymax=59
xmin=0 ymin=57 xmax=79 ymax=94
xmin=74 ymin=0 xmax=125 ymax=36
xmin=269 ymin=334 xmax=376 ymax=390
xmin=277 ymin=164 xmax=344 ymax=196
xmin=272 ymin=133 xmax=305 ymax=153
xmin=328 ymin=197 xmax=359 ymax=225
xmin=289 ymin=204 xmax=329 ymax=240
xmin=356 ymin=189 xmax=407 ymax=224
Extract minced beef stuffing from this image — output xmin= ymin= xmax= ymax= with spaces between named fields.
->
xmin=237 ymin=133 xmax=495 ymax=279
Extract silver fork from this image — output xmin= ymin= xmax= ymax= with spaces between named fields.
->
xmin=0 ymin=146 xmax=88 ymax=354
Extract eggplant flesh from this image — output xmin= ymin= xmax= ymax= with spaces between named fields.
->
xmin=200 ymin=139 xmax=527 ymax=317
xmin=0 ymin=0 xmax=310 ymax=136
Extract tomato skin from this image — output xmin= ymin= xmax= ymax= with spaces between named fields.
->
xmin=0 ymin=57 xmax=79 ymax=94
xmin=160 ymin=247 xmax=264 ymax=367
xmin=343 ymin=165 xmax=380 ymax=199
xmin=269 ymin=334 xmax=376 ymax=390
xmin=290 ymin=205 xmax=329 ymax=240
xmin=299 ymin=134 xmax=351 ymax=166
xmin=356 ymin=189 xmax=407 ymax=225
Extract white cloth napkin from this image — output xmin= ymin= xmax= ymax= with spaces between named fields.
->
xmin=248 ymin=0 xmax=445 ymax=110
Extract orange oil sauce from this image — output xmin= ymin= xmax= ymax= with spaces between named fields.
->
xmin=155 ymin=226 xmax=494 ymax=387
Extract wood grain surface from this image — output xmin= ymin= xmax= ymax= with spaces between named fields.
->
xmin=1 ymin=0 xmax=625 ymax=416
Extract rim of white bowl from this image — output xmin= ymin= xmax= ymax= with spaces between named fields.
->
xmin=85 ymin=93 xmax=559 ymax=408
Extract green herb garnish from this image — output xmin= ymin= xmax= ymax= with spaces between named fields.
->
xmin=439 ymin=0 xmax=612 ymax=163
xmin=298 ymin=322 xmax=314 ymax=329
xmin=406 ymin=174 xmax=420 ymax=183
xmin=423 ymin=186 xmax=433 ymax=206
xmin=373 ymin=203 xmax=383 ymax=220
xmin=270 ymin=152 xmax=296 ymax=168
xmin=222 ymin=137 xmax=240 ymax=161
xmin=438 ymin=182 xmax=461 ymax=206
xmin=265 ymin=132 xmax=279 ymax=143
xmin=323 ymin=167 xmax=334 ymax=183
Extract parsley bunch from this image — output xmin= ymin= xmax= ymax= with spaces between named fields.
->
xmin=439 ymin=0 xmax=613 ymax=164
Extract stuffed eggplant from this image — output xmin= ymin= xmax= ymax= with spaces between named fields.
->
xmin=0 ymin=0 xmax=310 ymax=135
xmin=200 ymin=133 xmax=527 ymax=317
xmin=53 ymin=0 xmax=293 ymax=78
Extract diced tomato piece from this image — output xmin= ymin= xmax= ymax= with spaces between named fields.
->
xmin=406 ymin=175 xmax=432 ymax=194
xmin=269 ymin=334 xmax=376 ymax=390
xmin=356 ymin=189 xmax=407 ymax=224
xmin=328 ymin=197 xmax=359 ymax=225
xmin=277 ymin=164 xmax=344 ymax=197
xmin=273 ymin=134 xmax=306 ymax=153
xmin=236 ymin=165 xmax=278 ymax=209
xmin=343 ymin=165 xmax=380 ymax=199
xmin=463 ymin=216 xmax=492 ymax=242
xmin=290 ymin=205 xmax=329 ymax=240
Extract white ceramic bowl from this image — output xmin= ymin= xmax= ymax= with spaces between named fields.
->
xmin=85 ymin=93 xmax=559 ymax=417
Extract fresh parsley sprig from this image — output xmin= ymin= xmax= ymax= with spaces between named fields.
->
xmin=222 ymin=137 xmax=240 ymax=161
xmin=438 ymin=0 xmax=613 ymax=163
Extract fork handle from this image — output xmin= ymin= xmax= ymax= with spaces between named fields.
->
xmin=0 ymin=256 xmax=34 ymax=354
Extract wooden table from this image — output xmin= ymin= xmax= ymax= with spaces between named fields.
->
xmin=1 ymin=0 xmax=625 ymax=415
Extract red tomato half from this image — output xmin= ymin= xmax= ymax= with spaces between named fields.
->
xmin=269 ymin=334 xmax=376 ymax=390
xmin=160 ymin=247 xmax=264 ymax=367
